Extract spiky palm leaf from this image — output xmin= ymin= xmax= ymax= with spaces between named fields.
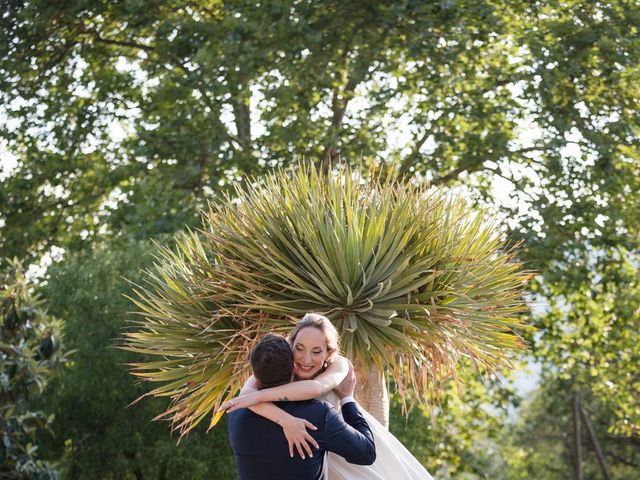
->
xmin=123 ymin=164 xmax=532 ymax=437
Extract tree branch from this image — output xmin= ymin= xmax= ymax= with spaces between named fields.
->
xmin=604 ymin=451 xmax=639 ymax=468
xmin=431 ymin=165 xmax=471 ymax=186
xmin=399 ymin=129 xmax=432 ymax=174
xmin=83 ymin=28 xmax=191 ymax=72
xmin=91 ymin=35 xmax=154 ymax=53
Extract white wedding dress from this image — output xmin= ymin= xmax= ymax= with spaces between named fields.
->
xmin=320 ymin=392 xmax=433 ymax=480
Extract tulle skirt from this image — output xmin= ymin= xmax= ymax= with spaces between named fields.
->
xmin=325 ymin=408 xmax=433 ymax=479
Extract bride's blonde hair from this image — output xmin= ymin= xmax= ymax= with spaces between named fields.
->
xmin=288 ymin=313 xmax=340 ymax=361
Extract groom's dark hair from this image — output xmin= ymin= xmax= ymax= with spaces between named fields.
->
xmin=250 ymin=333 xmax=293 ymax=389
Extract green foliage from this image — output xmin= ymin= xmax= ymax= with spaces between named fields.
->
xmin=498 ymin=375 xmax=638 ymax=480
xmin=389 ymin=365 xmax=520 ymax=479
xmin=0 ymin=259 xmax=63 ymax=479
xmin=533 ymin=252 xmax=640 ymax=437
xmin=124 ymin=164 xmax=531 ymax=436
xmin=1 ymin=0 xmax=638 ymax=476
xmin=38 ymin=239 xmax=235 ymax=479
xmin=2 ymin=0 xmax=638 ymax=266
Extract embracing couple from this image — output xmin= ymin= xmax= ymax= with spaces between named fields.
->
xmin=222 ymin=313 xmax=433 ymax=479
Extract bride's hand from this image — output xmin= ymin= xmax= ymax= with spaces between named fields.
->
xmin=281 ymin=415 xmax=319 ymax=459
xmin=219 ymin=391 xmax=264 ymax=413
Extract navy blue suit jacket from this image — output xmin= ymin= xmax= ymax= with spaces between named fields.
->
xmin=228 ymin=399 xmax=376 ymax=480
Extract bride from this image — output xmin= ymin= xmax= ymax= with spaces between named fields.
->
xmin=221 ymin=313 xmax=433 ymax=479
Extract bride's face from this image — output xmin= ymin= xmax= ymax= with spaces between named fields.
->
xmin=292 ymin=327 xmax=328 ymax=380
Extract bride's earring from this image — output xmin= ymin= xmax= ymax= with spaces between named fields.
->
xmin=323 ymin=361 xmax=328 ymax=369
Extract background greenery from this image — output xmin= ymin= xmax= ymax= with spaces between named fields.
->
xmin=1 ymin=0 xmax=638 ymax=478
xmin=37 ymin=239 xmax=235 ymax=479
xmin=1 ymin=260 xmax=62 ymax=479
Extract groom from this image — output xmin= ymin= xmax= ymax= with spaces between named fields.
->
xmin=227 ymin=333 xmax=376 ymax=480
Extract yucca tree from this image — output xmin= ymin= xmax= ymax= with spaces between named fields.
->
xmin=123 ymin=164 xmax=531 ymax=437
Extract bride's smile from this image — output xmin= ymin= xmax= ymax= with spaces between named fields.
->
xmin=292 ymin=326 xmax=329 ymax=380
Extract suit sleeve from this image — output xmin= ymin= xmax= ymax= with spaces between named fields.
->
xmin=322 ymin=401 xmax=376 ymax=465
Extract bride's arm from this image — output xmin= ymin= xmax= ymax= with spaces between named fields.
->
xmin=224 ymin=355 xmax=350 ymax=410
xmin=239 ymin=374 xmax=259 ymax=395
xmin=230 ymin=374 xmax=319 ymax=459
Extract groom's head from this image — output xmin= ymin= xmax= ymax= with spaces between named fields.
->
xmin=250 ymin=333 xmax=294 ymax=389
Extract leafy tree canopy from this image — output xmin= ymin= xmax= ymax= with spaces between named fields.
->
xmin=1 ymin=0 xmax=638 ymax=269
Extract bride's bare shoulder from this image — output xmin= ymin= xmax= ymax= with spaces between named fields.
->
xmin=330 ymin=354 xmax=349 ymax=369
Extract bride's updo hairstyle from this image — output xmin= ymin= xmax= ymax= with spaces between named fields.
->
xmin=288 ymin=313 xmax=340 ymax=360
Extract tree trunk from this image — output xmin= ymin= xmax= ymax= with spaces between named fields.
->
xmin=573 ymin=392 xmax=583 ymax=480
xmin=579 ymin=402 xmax=613 ymax=480
xmin=354 ymin=360 xmax=389 ymax=428
xmin=230 ymin=78 xmax=252 ymax=156
xmin=321 ymin=145 xmax=340 ymax=173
